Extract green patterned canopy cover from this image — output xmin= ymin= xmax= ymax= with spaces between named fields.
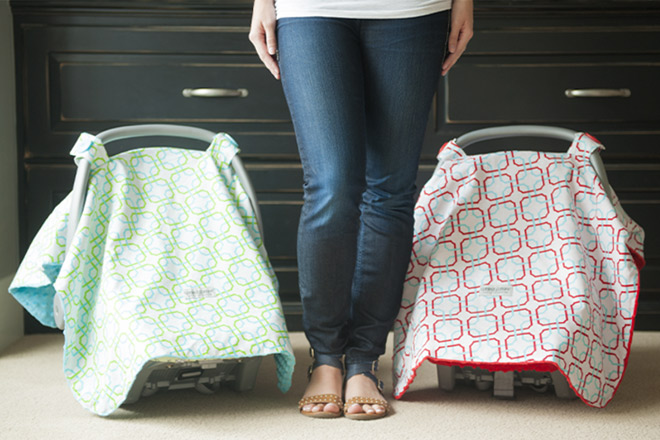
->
xmin=10 ymin=133 xmax=295 ymax=415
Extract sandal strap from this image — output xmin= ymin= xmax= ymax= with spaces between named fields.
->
xmin=298 ymin=394 xmax=343 ymax=410
xmin=359 ymin=370 xmax=384 ymax=393
xmin=344 ymin=396 xmax=389 ymax=411
xmin=308 ymin=348 xmax=345 ymax=379
xmin=346 ymin=360 xmax=384 ymax=392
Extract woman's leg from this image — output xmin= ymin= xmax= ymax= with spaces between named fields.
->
xmin=343 ymin=11 xmax=450 ymax=414
xmin=277 ymin=16 xmax=366 ymax=413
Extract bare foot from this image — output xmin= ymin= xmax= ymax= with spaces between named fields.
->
xmin=344 ymin=373 xmax=387 ymax=416
xmin=300 ymin=365 xmax=344 ymax=415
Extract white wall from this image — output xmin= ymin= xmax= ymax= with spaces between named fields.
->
xmin=0 ymin=0 xmax=23 ymax=351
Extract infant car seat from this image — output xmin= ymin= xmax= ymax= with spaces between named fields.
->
xmin=10 ymin=124 xmax=295 ymax=416
xmin=393 ymin=125 xmax=644 ymax=408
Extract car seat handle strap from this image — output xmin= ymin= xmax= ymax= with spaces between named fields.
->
xmin=65 ymin=133 xmax=109 ymax=254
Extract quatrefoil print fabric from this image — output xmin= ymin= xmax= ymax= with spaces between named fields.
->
xmin=393 ymin=133 xmax=645 ymax=408
xmin=10 ymin=133 xmax=295 ymax=415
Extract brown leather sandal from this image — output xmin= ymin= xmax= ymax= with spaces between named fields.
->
xmin=298 ymin=349 xmax=344 ymax=418
xmin=343 ymin=361 xmax=389 ymax=420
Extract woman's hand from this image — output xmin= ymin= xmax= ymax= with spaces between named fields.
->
xmin=442 ymin=0 xmax=474 ymax=76
xmin=249 ymin=0 xmax=280 ymax=79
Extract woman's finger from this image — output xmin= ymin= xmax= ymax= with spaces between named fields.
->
xmin=447 ymin=24 xmax=460 ymax=54
xmin=441 ymin=51 xmax=460 ymax=76
xmin=265 ymin=23 xmax=277 ymax=56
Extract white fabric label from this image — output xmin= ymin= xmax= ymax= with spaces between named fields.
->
xmin=183 ymin=287 xmax=220 ymax=300
xmin=480 ymin=284 xmax=514 ymax=298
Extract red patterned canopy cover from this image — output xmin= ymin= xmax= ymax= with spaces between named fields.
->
xmin=393 ymin=133 xmax=645 ymax=408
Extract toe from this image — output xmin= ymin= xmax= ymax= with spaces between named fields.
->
xmin=347 ymin=403 xmax=378 ymax=415
xmin=324 ymin=403 xmax=340 ymax=414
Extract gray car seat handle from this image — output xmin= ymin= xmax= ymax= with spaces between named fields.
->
xmin=97 ymin=124 xmax=216 ymax=144
xmin=454 ymin=125 xmax=577 ymax=148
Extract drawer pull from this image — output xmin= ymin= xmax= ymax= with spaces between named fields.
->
xmin=564 ymin=88 xmax=631 ymax=98
xmin=182 ymin=88 xmax=249 ymax=98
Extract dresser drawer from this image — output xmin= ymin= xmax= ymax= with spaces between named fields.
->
xmin=468 ymin=15 xmax=660 ymax=56
xmin=19 ymin=19 xmax=294 ymax=159
xmin=53 ymin=53 xmax=289 ymax=126
xmin=447 ymin=55 xmax=659 ymax=125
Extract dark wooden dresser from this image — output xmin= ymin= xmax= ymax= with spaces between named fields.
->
xmin=11 ymin=0 xmax=660 ymax=333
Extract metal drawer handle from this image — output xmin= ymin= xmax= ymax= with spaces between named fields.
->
xmin=182 ymin=88 xmax=249 ymax=98
xmin=565 ymin=88 xmax=631 ymax=98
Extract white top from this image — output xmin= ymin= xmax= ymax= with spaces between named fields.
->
xmin=275 ymin=0 xmax=452 ymax=19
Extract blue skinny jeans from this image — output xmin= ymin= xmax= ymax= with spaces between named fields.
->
xmin=277 ymin=11 xmax=449 ymax=379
